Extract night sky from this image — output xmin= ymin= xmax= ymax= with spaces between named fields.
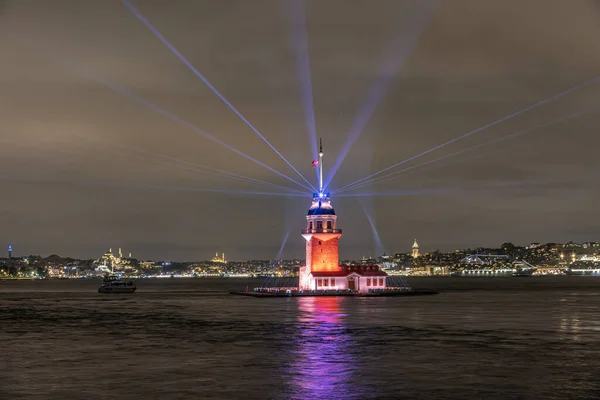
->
xmin=1 ymin=0 xmax=600 ymax=261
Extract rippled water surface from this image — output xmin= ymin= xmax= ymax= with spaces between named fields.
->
xmin=1 ymin=277 xmax=600 ymax=399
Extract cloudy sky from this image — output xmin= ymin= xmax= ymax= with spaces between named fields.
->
xmin=1 ymin=0 xmax=599 ymax=260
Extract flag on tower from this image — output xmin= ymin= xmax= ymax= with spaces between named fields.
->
xmin=311 ymin=160 xmax=319 ymax=167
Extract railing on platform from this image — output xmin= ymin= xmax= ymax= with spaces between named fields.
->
xmin=300 ymin=228 xmax=342 ymax=234
xmin=368 ymin=287 xmax=412 ymax=293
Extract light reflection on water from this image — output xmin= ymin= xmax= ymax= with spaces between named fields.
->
xmin=287 ymin=297 xmax=359 ymax=400
xmin=1 ymin=277 xmax=600 ymax=399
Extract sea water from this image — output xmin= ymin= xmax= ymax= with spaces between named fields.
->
xmin=1 ymin=277 xmax=599 ymax=399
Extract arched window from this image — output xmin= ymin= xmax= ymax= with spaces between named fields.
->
xmin=327 ymin=221 xmax=332 ymax=230
xmin=309 ymin=221 xmax=313 ymax=230
xmin=317 ymin=221 xmax=323 ymax=230
xmin=318 ymin=241 xmax=322 ymax=245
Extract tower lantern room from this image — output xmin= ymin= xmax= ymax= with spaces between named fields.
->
xmin=305 ymin=193 xmax=338 ymax=233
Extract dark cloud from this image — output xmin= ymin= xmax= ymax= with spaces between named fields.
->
xmin=0 ymin=0 xmax=599 ymax=260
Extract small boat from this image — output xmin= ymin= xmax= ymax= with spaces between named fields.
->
xmin=98 ymin=274 xmax=136 ymax=293
xmin=512 ymin=268 xmax=535 ymax=277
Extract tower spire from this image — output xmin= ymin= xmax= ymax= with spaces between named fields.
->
xmin=318 ymin=138 xmax=324 ymax=193
xmin=412 ymin=239 xmax=420 ymax=259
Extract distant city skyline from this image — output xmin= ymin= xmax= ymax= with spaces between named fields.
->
xmin=4 ymin=239 xmax=600 ymax=263
xmin=3 ymin=238 xmax=600 ymax=281
xmin=2 ymin=1 xmax=600 ymax=260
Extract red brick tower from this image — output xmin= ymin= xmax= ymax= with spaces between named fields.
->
xmin=299 ymin=140 xmax=342 ymax=290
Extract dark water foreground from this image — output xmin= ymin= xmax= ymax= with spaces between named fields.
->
xmin=1 ymin=277 xmax=599 ymax=399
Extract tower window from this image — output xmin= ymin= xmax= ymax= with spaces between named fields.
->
xmin=318 ymin=241 xmax=322 ymax=245
xmin=327 ymin=221 xmax=332 ymax=229
xmin=309 ymin=222 xmax=313 ymax=230
xmin=317 ymin=221 xmax=323 ymax=230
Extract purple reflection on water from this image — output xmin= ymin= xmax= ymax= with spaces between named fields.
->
xmin=286 ymin=297 xmax=363 ymax=400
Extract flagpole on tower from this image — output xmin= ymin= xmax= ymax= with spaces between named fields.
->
xmin=318 ymin=138 xmax=324 ymax=194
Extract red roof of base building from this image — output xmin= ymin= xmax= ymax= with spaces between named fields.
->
xmin=311 ymin=265 xmax=388 ymax=277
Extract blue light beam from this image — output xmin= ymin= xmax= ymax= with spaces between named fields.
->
xmin=362 ymin=204 xmax=386 ymax=256
xmin=282 ymin=0 xmax=318 ymax=178
xmin=3 ymin=29 xmax=315 ymax=193
xmin=337 ymin=187 xmax=452 ymax=197
xmin=337 ymin=76 xmax=600 ymax=192
xmin=88 ymin=138 xmax=309 ymax=194
xmin=338 ymin=178 xmax=585 ymax=198
xmin=61 ymin=136 xmax=304 ymax=193
xmin=324 ymin=0 xmax=439 ymax=190
xmin=339 ymin=107 xmax=598 ymax=192
xmin=275 ymin=231 xmax=291 ymax=261
xmin=0 ymin=175 xmax=309 ymax=197
xmin=121 ymin=0 xmax=317 ymax=192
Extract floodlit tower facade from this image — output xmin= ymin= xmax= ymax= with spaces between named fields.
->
xmin=299 ymin=193 xmax=343 ymax=290
xmin=298 ymin=139 xmax=387 ymax=293
xmin=412 ymin=239 xmax=420 ymax=259
xmin=300 ymin=140 xmax=342 ymax=290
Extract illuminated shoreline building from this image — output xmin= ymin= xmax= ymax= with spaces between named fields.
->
xmin=412 ymin=239 xmax=420 ymax=259
xmin=298 ymin=140 xmax=387 ymax=293
xmin=211 ymin=252 xmax=226 ymax=263
xmin=95 ymin=247 xmax=133 ymax=272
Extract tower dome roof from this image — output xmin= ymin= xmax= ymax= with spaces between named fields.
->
xmin=307 ymin=193 xmax=336 ymax=216
xmin=308 ymin=206 xmax=336 ymax=216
